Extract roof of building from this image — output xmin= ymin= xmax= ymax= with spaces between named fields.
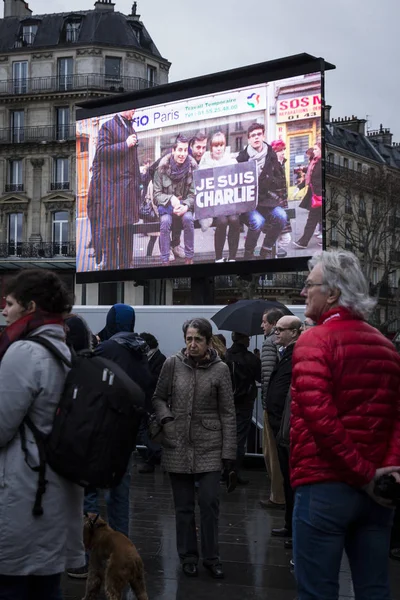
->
xmin=369 ymin=139 xmax=400 ymax=169
xmin=326 ymin=123 xmax=385 ymax=164
xmin=0 ymin=9 xmax=167 ymax=60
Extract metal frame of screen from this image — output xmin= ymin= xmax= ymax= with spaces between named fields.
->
xmin=75 ymin=53 xmax=334 ymax=284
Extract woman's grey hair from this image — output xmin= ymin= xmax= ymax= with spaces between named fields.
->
xmin=182 ymin=318 xmax=213 ymax=343
xmin=308 ymin=250 xmax=376 ymax=320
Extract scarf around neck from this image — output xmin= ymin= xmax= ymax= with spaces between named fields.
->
xmin=0 ymin=310 xmax=64 ymax=361
xmin=305 ymin=157 xmax=320 ymax=186
xmin=247 ymin=142 xmax=268 ymax=176
xmin=169 ymin=154 xmax=191 ymax=183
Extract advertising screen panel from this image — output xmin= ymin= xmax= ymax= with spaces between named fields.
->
xmin=76 ymin=60 xmax=325 ymax=280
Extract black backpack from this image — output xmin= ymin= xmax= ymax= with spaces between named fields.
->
xmin=19 ymin=336 xmax=146 ymax=517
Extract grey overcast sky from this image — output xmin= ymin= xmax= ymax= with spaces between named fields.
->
xmin=29 ymin=0 xmax=400 ymax=140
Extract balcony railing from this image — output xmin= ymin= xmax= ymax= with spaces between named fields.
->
xmin=173 ymin=274 xmax=306 ymax=290
xmin=0 ymin=241 xmax=76 ymax=259
xmin=0 ymin=74 xmax=157 ymax=96
xmin=5 ymin=183 xmax=24 ymax=192
xmin=50 ymin=182 xmax=70 ymax=190
xmin=0 ymin=124 xmax=76 ymax=144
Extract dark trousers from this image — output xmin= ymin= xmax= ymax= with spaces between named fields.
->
xmin=169 ymin=471 xmax=221 ymax=566
xmin=391 ymin=505 xmax=400 ymax=549
xmin=0 ymin=574 xmax=62 ymax=600
xmin=235 ymin=407 xmax=253 ymax=471
xmin=297 ymin=207 xmax=322 ymax=247
xmin=214 ymin=215 xmax=240 ymax=260
xmin=102 ymin=225 xmax=134 ymax=270
xmin=277 ymin=443 xmax=294 ymax=534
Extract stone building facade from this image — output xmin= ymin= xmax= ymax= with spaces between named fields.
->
xmin=0 ymin=0 xmax=169 ymax=301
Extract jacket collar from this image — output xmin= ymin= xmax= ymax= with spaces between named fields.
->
xmin=318 ymin=306 xmax=363 ymax=326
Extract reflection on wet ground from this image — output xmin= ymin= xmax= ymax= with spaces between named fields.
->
xmin=62 ymin=457 xmax=400 ymax=599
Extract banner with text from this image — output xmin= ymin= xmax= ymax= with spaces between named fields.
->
xmin=194 ymin=162 xmax=258 ymax=220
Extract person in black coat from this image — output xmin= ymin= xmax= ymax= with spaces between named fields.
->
xmin=226 ymin=332 xmax=261 ymax=484
xmin=90 ymin=109 xmax=141 ymax=270
xmin=266 ymin=316 xmax=301 ymax=542
xmin=293 ymin=143 xmax=323 ymax=249
xmin=84 ymin=304 xmax=152 ymax=538
xmin=236 ymin=123 xmax=287 ymax=260
xmin=138 ymin=332 xmax=167 ymax=474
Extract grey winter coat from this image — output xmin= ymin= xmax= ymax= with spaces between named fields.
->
xmin=261 ymin=332 xmax=279 ymax=409
xmin=152 ymin=350 xmax=236 ymax=473
xmin=0 ymin=325 xmax=85 ymax=576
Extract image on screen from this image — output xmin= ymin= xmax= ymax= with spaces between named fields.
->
xmin=76 ymin=71 xmax=322 ymax=273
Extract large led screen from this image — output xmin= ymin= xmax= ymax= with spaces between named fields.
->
xmin=76 ymin=71 xmax=322 ymax=275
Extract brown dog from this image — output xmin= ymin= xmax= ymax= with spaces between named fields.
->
xmin=83 ymin=513 xmax=148 ymax=600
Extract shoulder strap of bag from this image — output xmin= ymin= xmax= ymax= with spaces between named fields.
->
xmin=19 ymin=336 xmax=71 ymax=517
xmin=167 ymin=357 xmax=175 ymax=408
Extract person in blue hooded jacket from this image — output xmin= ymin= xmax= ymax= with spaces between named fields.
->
xmin=67 ymin=303 xmax=152 ymax=579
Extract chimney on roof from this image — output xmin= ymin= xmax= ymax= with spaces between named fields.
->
xmin=324 ymin=104 xmax=331 ymax=123
xmin=367 ymin=124 xmax=393 ymax=146
xmin=335 ymin=115 xmax=366 ymax=135
xmin=3 ymin=0 xmax=32 ymax=18
xmin=94 ymin=0 xmax=115 ymax=11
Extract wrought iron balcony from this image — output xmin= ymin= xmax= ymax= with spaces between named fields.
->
xmin=0 ymin=124 xmax=76 ymax=145
xmin=50 ymin=182 xmax=70 ymax=191
xmin=5 ymin=184 xmax=24 ymax=192
xmin=0 ymin=74 xmax=157 ymax=97
xmin=0 ymin=241 xmax=76 ymax=259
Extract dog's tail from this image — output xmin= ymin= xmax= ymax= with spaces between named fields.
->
xmin=129 ymin=559 xmax=148 ymax=600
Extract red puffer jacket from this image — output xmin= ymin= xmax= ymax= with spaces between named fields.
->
xmin=290 ymin=307 xmax=400 ymax=489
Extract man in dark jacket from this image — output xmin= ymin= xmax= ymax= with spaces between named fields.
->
xmin=90 ymin=109 xmax=141 ymax=271
xmin=226 ymin=332 xmax=261 ymax=485
xmin=266 ymin=315 xmax=301 ymax=543
xmin=237 ymin=123 xmax=287 ymax=260
xmin=138 ymin=332 xmax=166 ymax=474
xmin=84 ymin=304 xmax=152 ymax=538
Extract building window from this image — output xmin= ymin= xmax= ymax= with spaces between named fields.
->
xmin=330 ymin=222 xmax=338 ymax=243
xmin=147 ymin=65 xmax=156 ymax=86
xmin=345 ymin=193 xmax=352 ymax=214
xmin=327 ymin=153 xmax=334 ymax=164
xmin=105 ymin=57 xmax=121 ymax=81
xmin=52 ymin=158 xmax=69 ymax=190
xmin=357 ymin=162 xmax=362 ymax=172
xmin=8 ymin=213 xmax=23 ymax=256
xmin=345 ymin=223 xmax=352 ymax=250
xmin=235 ymin=120 xmax=242 ymax=132
xmin=79 ymin=138 xmax=89 ymax=153
xmin=343 ymin=157 xmax=349 ymax=168
xmin=58 ymin=57 xmax=73 ymax=91
xmin=12 ymin=61 xmax=28 ymax=94
xmin=6 ymin=160 xmax=23 ymax=192
xmin=359 ymin=195 xmax=366 ymax=217
xmin=372 ymin=267 xmax=378 ymax=285
xmin=22 ymin=24 xmax=38 ymax=45
xmin=56 ymin=107 xmax=70 ymax=140
xmin=235 ymin=137 xmax=243 ymax=152
xmin=65 ymin=20 xmax=81 ymax=42
xmin=52 ymin=211 xmax=69 ymax=254
xmin=10 ymin=110 xmax=24 ymax=143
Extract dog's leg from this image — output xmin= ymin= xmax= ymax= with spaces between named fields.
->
xmin=129 ymin=560 xmax=149 ymax=600
xmin=82 ymin=563 xmax=103 ymax=600
xmin=104 ymin=580 xmax=125 ymax=600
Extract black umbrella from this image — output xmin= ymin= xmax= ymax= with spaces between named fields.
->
xmin=211 ymin=299 xmax=293 ymax=337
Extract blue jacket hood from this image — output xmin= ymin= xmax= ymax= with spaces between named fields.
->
xmin=98 ymin=304 xmax=136 ymax=341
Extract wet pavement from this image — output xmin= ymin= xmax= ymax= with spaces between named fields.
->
xmin=62 ymin=457 xmax=400 ymax=599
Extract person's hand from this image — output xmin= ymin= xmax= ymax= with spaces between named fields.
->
xmin=174 ymin=204 xmax=188 ymax=217
xmin=126 ymin=134 xmax=138 ymax=148
xmin=170 ymin=195 xmax=181 ymax=209
xmin=161 ymin=420 xmax=177 ymax=449
xmin=222 ymin=460 xmax=237 ymax=493
xmin=363 ymin=466 xmax=400 ymax=507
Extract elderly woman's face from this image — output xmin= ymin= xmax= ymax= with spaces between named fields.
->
xmin=185 ymin=327 xmax=208 ymax=359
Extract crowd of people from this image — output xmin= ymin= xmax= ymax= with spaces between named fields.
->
xmin=0 ymin=248 xmax=399 ymax=599
xmin=86 ymin=112 xmax=322 ymax=270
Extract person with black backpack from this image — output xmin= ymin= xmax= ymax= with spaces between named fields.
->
xmin=83 ymin=305 xmax=152 ymax=535
xmin=225 ymin=332 xmax=261 ymax=485
xmin=0 ymin=269 xmax=85 ymax=600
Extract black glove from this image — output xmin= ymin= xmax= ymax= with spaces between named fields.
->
xmin=222 ymin=460 xmax=237 ymax=493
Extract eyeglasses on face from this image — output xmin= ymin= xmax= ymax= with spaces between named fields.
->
xmin=275 ymin=327 xmax=296 ymax=333
xmin=302 ymin=281 xmax=324 ymax=290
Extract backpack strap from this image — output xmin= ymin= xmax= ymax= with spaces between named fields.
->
xmin=19 ymin=336 xmax=72 ymax=517
xmin=28 ymin=335 xmax=73 ymax=368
